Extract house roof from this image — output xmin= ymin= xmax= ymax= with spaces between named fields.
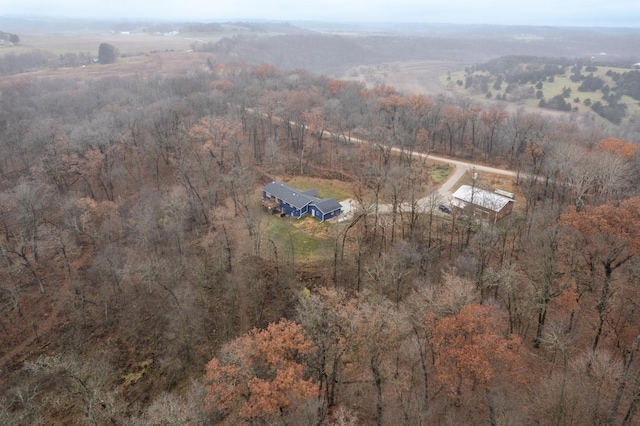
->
xmin=313 ymin=198 xmax=342 ymax=214
xmin=263 ymin=182 xmax=315 ymax=210
xmin=451 ymin=185 xmax=513 ymax=212
xmin=263 ymin=181 xmax=342 ymax=215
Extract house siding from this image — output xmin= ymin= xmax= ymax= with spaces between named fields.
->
xmin=323 ymin=209 xmax=341 ymax=221
xmin=263 ymin=182 xmax=342 ymax=221
xmin=280 ymin=201 xmax=301 ymax=217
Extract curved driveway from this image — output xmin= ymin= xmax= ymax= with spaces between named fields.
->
xmin=336 ymin=135 xmax=519 ymax=217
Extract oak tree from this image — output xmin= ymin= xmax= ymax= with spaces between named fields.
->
xmin=430 ymin=304 xmax=523 ymax=423
xmin=560 ymin=197 xmax=640 ymax=357
xmin=205 ymin=319 xmax=318 ymax=422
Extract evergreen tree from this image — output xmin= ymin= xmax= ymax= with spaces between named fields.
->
xmin=98 ymin=43 xmax=118 ymax=64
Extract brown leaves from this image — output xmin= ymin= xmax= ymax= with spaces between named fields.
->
xmin=560 ymin=197 xmax=640 ymax=260
xmin=596 ymin=137 xmax=638 ymax=159
xmin=326 ymin=80 xmax=346 ymax=97
xmin=430 ymin=304 xmax=523 ymax=396
xmin=209 ymin=79 xmax=234 ymax=93
xmin=187 ymin=118 xmax=213 ymax=146
xmin=302 ymin=108 xmax=325 ymax=140
xmin=480 ymin=105 xmax=508 ymax=126
xmin=407 ymin=94 xmax=433 ymax=116
xmin=377 ymin=94 xmax=408 ymax=115
xmin=204 ymin=319 xmax=317 ymax=421
xmin=255 ymin=63 xmax=282 ymax=81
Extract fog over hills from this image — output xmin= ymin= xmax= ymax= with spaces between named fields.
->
xmin=3 ymin=0 xmax=640 ymax=27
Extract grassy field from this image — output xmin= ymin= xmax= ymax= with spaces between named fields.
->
xmin=0 ymin=26 xmax=260 ymax=57
xmin=260 ymin=214 xmax=335 ymax=261
xmin=2 ymin=33 xmax=191 ymax=56
xmin=285 ymin=177 xmax=353 ymax=201
xmin=444 ymin=66 xmax=640 ymax=124
xmin=430 ymin=164 xmax=452 ymax=184
xmin=341 ymin=60 xmax=461 ymax=95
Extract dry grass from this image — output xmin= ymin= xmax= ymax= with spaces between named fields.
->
xmin=285 ymin=177 xmax=353 ymax=201
xmin=260 ymin=214 xmax=334 ymax=261
xmin=0 ymin=50 xmax=216 ymax=84
xmin=2 ymin=28 xmax=247 ymax=56
xmin=340 ymin=60 xmax=462 ymax=95
xmin=430 ymin=164 xmax=452 ymax=183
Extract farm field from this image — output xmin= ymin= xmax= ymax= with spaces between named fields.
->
xmin=0 ymin=22 xmax=272 ymax=57
xmin=0 ymin=50 xmax=215 ymax=81
xmin=7 ymin=32 xmax=197 ymax=55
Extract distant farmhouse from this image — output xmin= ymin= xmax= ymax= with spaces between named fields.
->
xmin=262 ymin=182 xmax=342 ymax=222
xmin=451 ymin=185 xmax=514 ymax=222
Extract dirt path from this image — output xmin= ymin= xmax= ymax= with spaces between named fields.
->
xmin=337 ymin=136 xmax=519 ymax=218
xmin=381 ymin=60 xmax=458 ymax=95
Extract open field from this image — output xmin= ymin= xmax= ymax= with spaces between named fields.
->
xmin=0 ymin=50 xmax=216 ymax=82
xmin=260 ymin=214 xmax=335 ymax=261
xmin=6 ymin=32 xmax=196 ymax=55
xmin=445 ymin=65 xmax=640 ymax=124
xmin=0 ymin=20 xmax=270 ymax=57
xmin=341 ymin=59 xmax=462 ymax=95
xmin=381 ymin=61 xmax=465 ymax=95
xmin=285 ymin=176 xmax=353 ymax=201
xmin=341 ymin=59 xmax=575 ymax=120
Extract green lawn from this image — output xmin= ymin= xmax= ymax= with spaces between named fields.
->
xmin=285 ymin=177 xmax=352 ymax=201
xmin=260 ymin=215 xmax=334 ymax=261
xmin=430 ymin=164 xmax=452 ymax=184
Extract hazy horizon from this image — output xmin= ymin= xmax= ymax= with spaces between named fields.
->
xmin=2 ymin=0 xmax=639 ymax=28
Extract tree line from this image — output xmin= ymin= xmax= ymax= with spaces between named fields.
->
xmin=0 ymin=30 xmax=19 ymax=43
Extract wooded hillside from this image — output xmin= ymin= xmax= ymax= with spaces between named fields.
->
xmin=1 ymin=57 xmax=639 ymax=425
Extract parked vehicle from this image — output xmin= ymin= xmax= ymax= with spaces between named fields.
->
xmin=439 ymin=204 xmax=452 ymax=214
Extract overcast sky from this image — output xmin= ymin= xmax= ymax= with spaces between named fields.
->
xmin=2 ymin=0 xmax=638 ymax=27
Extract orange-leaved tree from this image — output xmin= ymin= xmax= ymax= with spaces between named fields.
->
xmin=559 ymin=197 xmax=640 ymax=357
xmin=429 ymin=304 xmax=523 ymax=423
xmin=596 ymin=137 xmax=638 ymax=159
xmin=204 ymin=319 xmax=318 ymax=421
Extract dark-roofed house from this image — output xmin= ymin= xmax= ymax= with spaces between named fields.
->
xmin=451 ymin=185 xmax=514 ymax=223
xmin=262 ymin=181 xmax=342 ymax=222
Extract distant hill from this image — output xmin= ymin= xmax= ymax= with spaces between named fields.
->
xmin=203 ymin=26 xmax=640 ymax=75
xmin=445 ymin=55 xmax=640 ymax=124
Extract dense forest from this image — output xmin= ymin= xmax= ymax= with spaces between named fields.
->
xmin=189 ymin=27 xmax=640 ymax=74
xmin=0 ymin=56 xmax=640 ymax=425
xmin=199 ymin=33 xmax=594 ymax=73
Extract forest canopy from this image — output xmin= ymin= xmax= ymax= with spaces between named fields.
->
xmin=0 ymin=53 xmax=639 ymax=425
